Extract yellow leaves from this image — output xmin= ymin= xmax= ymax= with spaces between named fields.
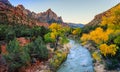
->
xmin=49 ymin=23 xmax=62 ymax=32
xmin=51 ymin=33 xmax=55 ymax=39
xmin=92 ymin=52 xmax=101 ymax=61
xmin=101 ymin=16 xmax=108 ymax=26
xmin=101 ymin=4 xmax=120 ymax=30
xmin=49 ymin=23 xmax=62 ymax=40
xmin=81 ymin=27 xmax=113 ymax=44
xmin=50 ymin=50 xmax=67 ymax=68
xmin=48 ymin=23 xmax=69 ymax=44
xmin=50 ymin=30 xmax=60 ymax=40
xmin=99 ymin=44 xmax=118 ymax=56
xmin=72 ymin=28 xmax=81 ymax=35
xmin=106 ymin=29 xmax=114 ymax=35
xmin=81 ymin=34 xmax=90 ymax=41
xmin=72 ymin=30 xmax=77 ymax=35
xmin=99 ymin=44 xmax=108 ymax=56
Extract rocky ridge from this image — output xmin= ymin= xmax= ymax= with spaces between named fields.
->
xmin=0 ymin=0 xmax=63 ymax=27
xmin=86 ymin=3 xmax=120 ymax=26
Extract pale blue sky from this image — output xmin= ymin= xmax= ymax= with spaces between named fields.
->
xmin=9 ymin=0 xmax=120 ymax=24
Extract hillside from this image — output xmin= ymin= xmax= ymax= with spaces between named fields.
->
xmin=81 ymin=2 xmax=120 ymax=72
xmin=86 ymin=3 xmax=120 ymax=26
xmin=0 ymin=0 xmax=63 ymax=27
xmin=67 ymin=23 xmax=84 ymax=28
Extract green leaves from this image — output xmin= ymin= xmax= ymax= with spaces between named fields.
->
xmin=114 ymin=36 xmax=120 ymax=46
xmin=4 ymin=38 xmax=30 ymax=72
xmin=6 ymin=39 xmax=20 ymax=53
xmin=44 ymin=33 xmax=55 ymax=43
xmin=27 ymin=36 xmax=48 ymax=60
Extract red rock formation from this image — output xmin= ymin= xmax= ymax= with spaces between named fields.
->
xmin=1 ymin=44 xmax=7 ymax=54
xmin=37 ymin=9 xmax=63 ymax=23
xmin=0 ymin=1 xmax=64 ymax=27
xmin=17 ymin=37 xmax=30 ymax=46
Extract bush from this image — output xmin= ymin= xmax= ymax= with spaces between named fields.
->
xmin=114 ymin=36 xmax=120 ymax=46
xmin=31 ymin=26 xmax=49 ymax=38
xmin=4 ymin=39 xmax=30 ymax=72
xmin=0 ymin=24 xmax=8 ymax=40
xmin=105 ymin=58 xmax=119 ymax=70
xmin=50 ymin=51 xmax=67 ymax=69
xmin=5 ymin=28 xmax=16 ymax=41
xmin=44 ymin=33 xmax=55 ymax=43
xmin=27 ymin=36 xmax=48 ymax=60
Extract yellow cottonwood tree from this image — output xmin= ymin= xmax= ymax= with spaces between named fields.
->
xmin=45 ymin=23 xmax=69 ymax=51
xmin=81 ymin=27 xmax=113 ymax=44
xmin=49 ymin=23 xmax=62 ymax=32
xmin=72 ymin=28 xmax=81 ymax=35
xmin=99 ymin=44 xmax=118 ymax=56
xmin=101 ymin=4 xmax=120 ymax=29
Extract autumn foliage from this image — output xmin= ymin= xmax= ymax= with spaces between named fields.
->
xmin=99 ymin=44 xmax=118 ymax=56
xmin=81 ymin=4 xmax=120 ymax=69
xmin=81 ymin=27 xmax=113 ymax=44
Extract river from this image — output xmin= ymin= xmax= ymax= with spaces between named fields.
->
xmin=57 ymin=40 xmax=94 ymax=72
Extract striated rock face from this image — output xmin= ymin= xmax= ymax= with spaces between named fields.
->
xmin=37 ymin=9 xmax=63 ymax=24
xmin=86 ymin=3 xmax=120 ymax=26
xmin=0 ymin=1 xmax=63 ymax=27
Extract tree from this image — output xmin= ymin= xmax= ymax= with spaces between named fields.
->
xmin=114 ymin=36 xmax=120 ymax=46
xmin=48 ymin=23 xmax=69 ymax=51
xmin=44 ymin=33 xmax=55 ymax=43
xmin=5 ymin=28 xmax=16 ymax=41
xmin=27 ymin=36 xmax=48 ymax=60
xmin=4 ymin=39 xmax=30 ymax=72
xmin=99 ymin=44 xmax=118 ymax=56
xmin=81 ymin=27 xmax=113 ymax=44
xmin=101 ymin=5 xmax=120 ymax=30
xmin=72 ymin=28 xmax=81 ymax=36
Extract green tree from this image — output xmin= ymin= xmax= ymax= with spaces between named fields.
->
xmin=4 ymin=39 xmax=30 ymax=72
xmin=5 ymin=28 xmax=16 ymax=41
xmin=27 ymin=36 xmax=48 ymax=60
xmin=114 ymin=36 xmax=120 ymax=46
xmin=44 ymin=33 xmax=55 ymax=43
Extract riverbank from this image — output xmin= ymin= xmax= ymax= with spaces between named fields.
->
xmin=83 ymin=42 xmax=120 ymax=72
xmin=57 ymin=40 xmax=94 ymax=72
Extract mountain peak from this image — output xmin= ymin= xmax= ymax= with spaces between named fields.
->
xmin=47 ymin=8 xmax=52 ymax=12
xmin=16 ymin=4 xmax=25 ymax=10
xmin=46 ymin=8 xmax=55 ymax=14
xmin=36 ymin=8 xmax=63 ymax=24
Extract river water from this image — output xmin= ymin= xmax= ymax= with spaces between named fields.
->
xmin=57 ymin=40 xmax=94 ymax=72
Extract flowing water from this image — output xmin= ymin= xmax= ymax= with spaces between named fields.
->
xmin=57 ymin=40 xmax=94 ymax=72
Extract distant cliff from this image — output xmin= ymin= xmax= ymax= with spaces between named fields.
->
xmin=67 ymin=23 xmax=84 ymax=28
xmin=37 ymin=9 xmax=63 ymax=24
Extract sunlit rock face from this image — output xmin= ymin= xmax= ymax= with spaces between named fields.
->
xmin=0 ymin=0 xmax=64 ymax=27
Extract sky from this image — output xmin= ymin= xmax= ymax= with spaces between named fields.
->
xmin=9 ymin=0 xmax=120 ymax=24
